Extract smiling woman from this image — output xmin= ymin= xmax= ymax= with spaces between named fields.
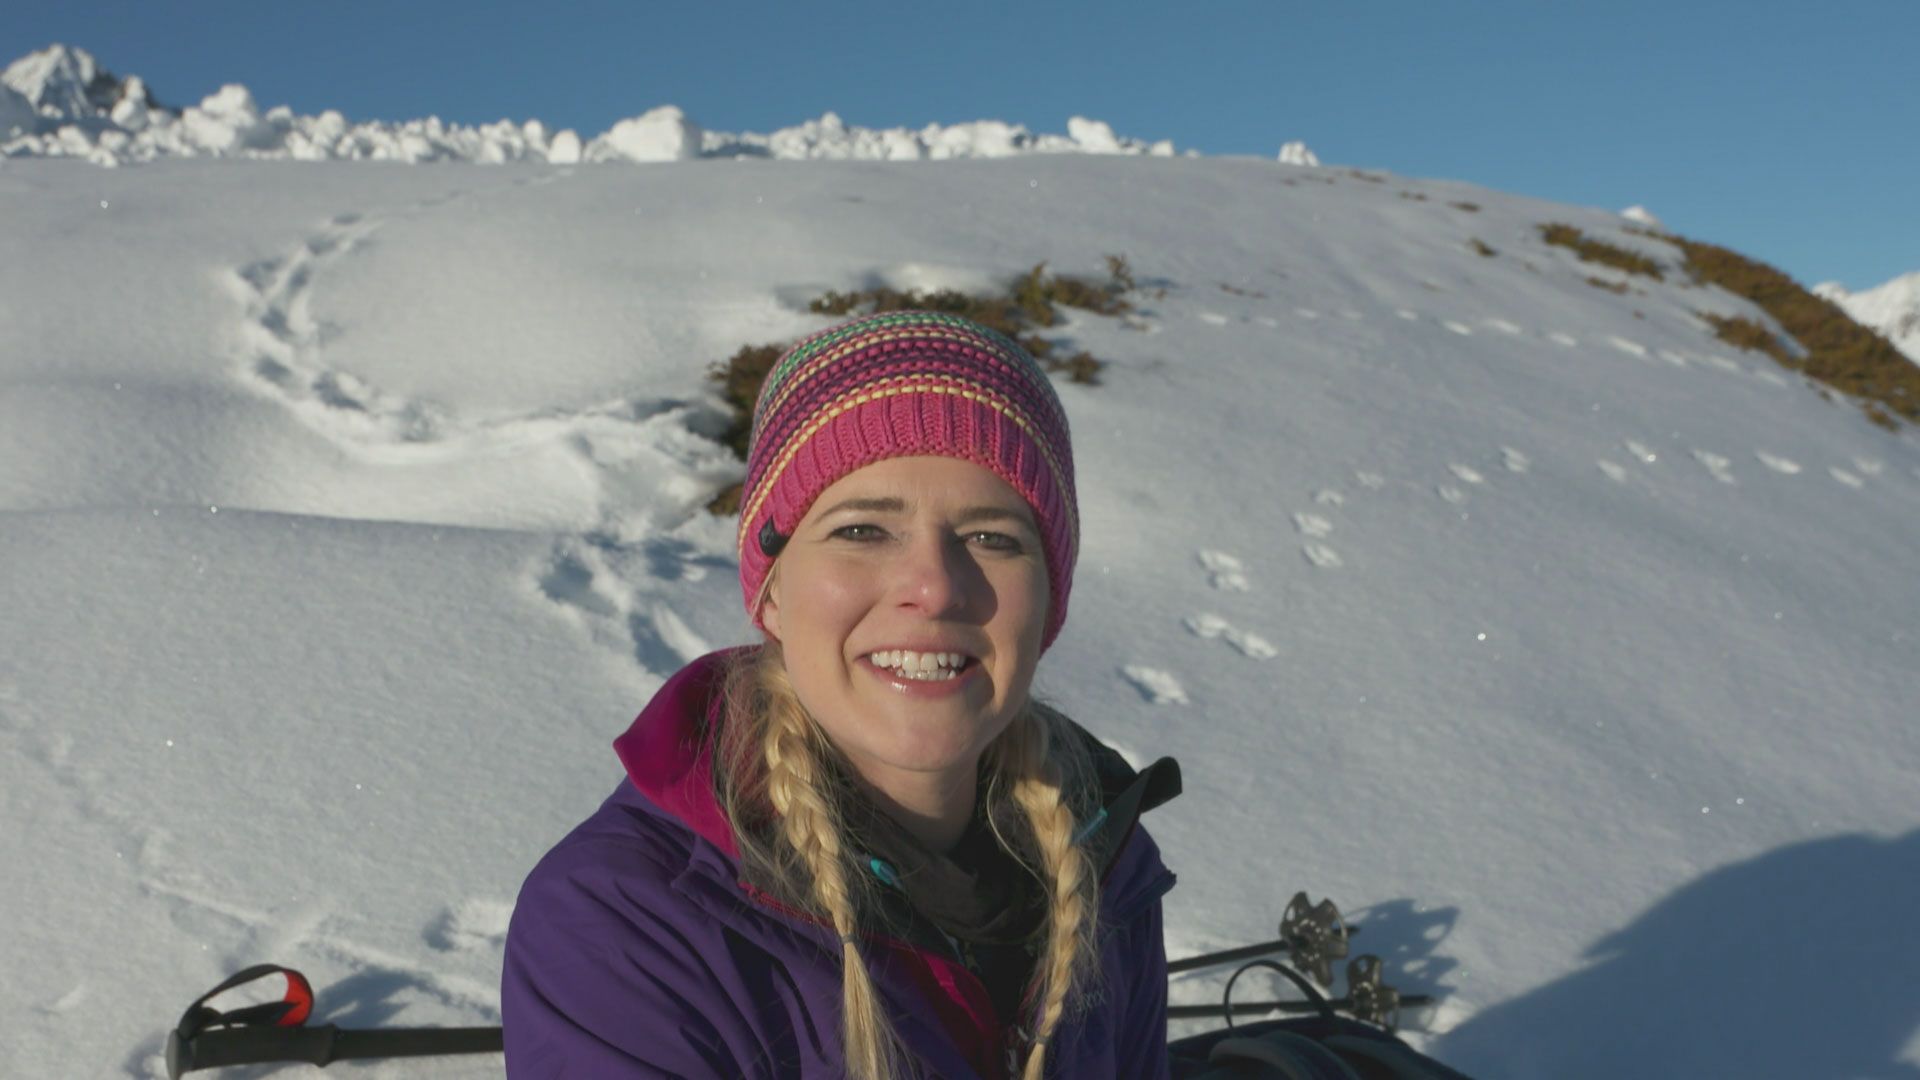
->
xmin=502 ymin=311 xmax=1182 ymax=1079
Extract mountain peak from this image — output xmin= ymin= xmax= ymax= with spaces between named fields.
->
xmin=2 ymin=43 xmax=164 ymax=122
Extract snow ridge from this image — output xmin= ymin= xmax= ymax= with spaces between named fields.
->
xmin=1814 ymin=272 xmax=1920 ymax=365
xmin=1 ymin=44 xmax=1184 ymax=165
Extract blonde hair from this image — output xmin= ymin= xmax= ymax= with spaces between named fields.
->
xmin=716 ymin=644 xmax=1102 ymax=1080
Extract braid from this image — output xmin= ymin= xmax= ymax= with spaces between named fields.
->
xmin=724 ymin=648 xmax=904 ymax=1080
xmin=999 ymin=706 xmax=1101 ymax=1080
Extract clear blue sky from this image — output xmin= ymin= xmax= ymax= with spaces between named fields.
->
xmin=11 ymin=0 xmax=1916 ymax=289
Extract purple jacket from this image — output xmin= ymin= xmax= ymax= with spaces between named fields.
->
xmin=502 ymin=651 xmax=1177 ymax=1078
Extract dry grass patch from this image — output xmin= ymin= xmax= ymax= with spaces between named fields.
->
xmin=1450 ymin=201 xmax=1481 ymax=213
xmin=1669 ymin=235 xmax=1918 ymax=429
xmin=1586 ymin=276 xmax=1629 ymax=294
xmin=1470 ymin=239 xmax=1498 ymax=258
xmin=704 ymin=259 xmax=1136 ymax=513
xmin=1539 ymin=223 xmax=1665 ymax=280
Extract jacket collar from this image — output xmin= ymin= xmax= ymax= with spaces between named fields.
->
xmin=611 ymin=648 xmax=1183 ymax=876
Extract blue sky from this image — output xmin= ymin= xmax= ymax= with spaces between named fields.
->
xmin=10 ymin=0 xmax=1916 ymax=289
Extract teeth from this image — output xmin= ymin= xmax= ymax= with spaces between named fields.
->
xmin=868 ymin=649 xmax=971 ymax=680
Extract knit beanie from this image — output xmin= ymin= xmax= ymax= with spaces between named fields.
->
xmin=737 ymin=310 xmax=1079 ymax=650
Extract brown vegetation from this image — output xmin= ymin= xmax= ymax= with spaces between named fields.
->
xmin=704 ymin=259 xmax=1138 ymax=513
xmin=1470 ymin=238 xmax=1498 ymax=258
xmin=1539 ymin=223 xmax=1665 ymax=279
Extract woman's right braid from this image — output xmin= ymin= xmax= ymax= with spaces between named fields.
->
xmin=759 ymin=664 xmax=902 ymax=1080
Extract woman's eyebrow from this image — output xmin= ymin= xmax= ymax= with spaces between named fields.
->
xmin=954 ymin=506 xmax=1037 ymax=532
xmin=817 ymin=496 xmax=905 ymax=518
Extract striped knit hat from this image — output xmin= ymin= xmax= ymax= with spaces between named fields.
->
xmin=738 ymin=310 xmax=1079 ymax=649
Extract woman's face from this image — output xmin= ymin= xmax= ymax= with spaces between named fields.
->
xmin=761 ymin=455 xmax=1050 ymax=796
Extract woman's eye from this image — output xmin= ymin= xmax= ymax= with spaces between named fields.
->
xmin=967 ymin=531 xmax=1022 ymax=553
xmin=830 ymin=524 xmax=886 ymax=542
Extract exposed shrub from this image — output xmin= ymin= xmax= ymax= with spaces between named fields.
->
xmin=1348 ymin=170 xmax=1387 ymax=183
xmin=1400 ymin=191 xmax=1429 ymax=201
xmin=1539 ymin=223 xmax=1665 ymax=280
xmin=1673 ymin=234 xmax=1919 ymax=428
xmin=705 ymin=260 xmax=1133 ymax=512
xmin=1450 ymin=201 xmax=1481 ymax=213
xmin=1219 ymin=282 xmax=1268 ymax=298
xmin=1470 ymin=239 xmax=1498 ymax=258
xmin=1586 ymin=276 xmax=1629 ymax=294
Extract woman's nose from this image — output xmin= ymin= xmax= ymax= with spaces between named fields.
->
xmin=894 ymin=534 xmax=979 ymax=617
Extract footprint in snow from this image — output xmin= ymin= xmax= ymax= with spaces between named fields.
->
xmin=1293 ymin=512 xmax=1334 ymax=539
xmin=1394 ymin=309 xmax=1420 ymax=322
xmin=1483 ymin=318 xmax=1523 ymax=335
xmin=1702 ymin=354 xmax=1745 ymax=374
xmin=1184 ymin=614 xmax=1278 ymax=660
xmin=1597 ymin=460 xmax=1630 ymax=483
xmin=428 ymin=898 xmax=515 ymax=952
xmin=1752 ymin=368 xmax=1790 ymax=388
xmin=1441 ymin=320 xmax=1474 ymax=336
xmin=1448 ymin=463 xmax=1485 ymax=485
xmin=1294 ymin=308 xmax=1322 ymax=320
xmin=1302 ymin=542 xmax=1343 ymax=569
xmin=1829 ymin=467 xmax=1864 ymax=489
xmin=1121 ymin=666 xmax=1189 ymax=705
xmin=1852 ymin=457 xmax=1884 ymax=477
xmin=1198 ymin=311 xmax=1231 ymax=326
xmin=1312 ymin=488 xmax=1345 ymax=506
xmin=1692 ymin=450 xmax=1736 ymax=484
xmin=1197 ymin=550 xmax=1251 ymax=592
xmin=1547 ymin=332 xmax=1579 ymax=347
xmin=1755 ymin=451 xmax=1801 ymax=475
xmin=1255 ymin=315 xmax=1280 ymax=328
xmin=1624 ymin=440 xmax=1659 ymax=465
xmin=1607 ymin=336 xmax=1649 ymax=359
xmin=1657 ymin=349 xmax=1690 ymax=368
xmin=1355 ymin=471 xmax=1386 ymax=490
xmin=1437 ymin=484 xmax=1468 ymax=505
xmin=1501 ymin=447 xmax=1531 ymax=473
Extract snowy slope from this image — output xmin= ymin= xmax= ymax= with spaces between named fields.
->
xmin=1816 ymin=272 xmax=1920 ymax=364
xmin=2 ymin=152 xmax=1918 ymax=1080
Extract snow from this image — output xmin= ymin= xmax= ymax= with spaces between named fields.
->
xmin=1815 ymin=271 xmax=1920 ymax=364
xmin=1278 ymin=139 xmax=1321 ymax=166
xmin=1620 ymin=204 xmax=1663 ymax=228
xmin=0 ymin=45 xmax=1183 ymax=166
xmin=4 ymin=59 xmax=1920 ymax=1080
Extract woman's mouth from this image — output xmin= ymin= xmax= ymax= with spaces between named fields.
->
xmin=862 ymin=649 xmax=976 ymax=682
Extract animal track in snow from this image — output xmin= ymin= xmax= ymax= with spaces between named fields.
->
xmin=1441 ymin=320 xmax=1474 ymax=336
xmin=1829 ymin=467 xmax=1864 ymax=489
xmin=1437 ymin=484 xmax=1468 ymax=504
xmin=1483 ymin=318 xmax=1523 ymax=335
xmin=1597 ymin=460 xmax=1629 ymax=483
xmin=1197 ymin=550 xmax=1251 ymax=592
xmin=1447 ymin=463 xmax=1485 ymax=485
xmin=1255 ymin=315 xmax=1280 ymax=328
xmin=1501 ymin=447 xmax=1531 ymax=473
xmin=1851 ymin=457 xmax=1884 ymax=477
xmin=1121 ymin=665 xmax=1189 ymax=705
xmin=1657 ymin=349 xmax=1690 ymax=368
xmin=1355 ymin=471 xmax=1386 ymax=490
xmin=1692 ymin=450 xmax=1736 ymax=484
xmin=1313 ymin=488 xmax=1345 ymax=506
xmin=1294 ymin=307 xmax=1322 ymax=320
xmin=1547 ymin=332 xmax=1579 ymax=347
xmin=1301 ymin=542 xmax=1344 ymax=568
xmin=535 ymin=535 xmax=718 ymax=678
xmin=1184 ymin=613 xmax=1278 ymax=660
xmin=1755 ymin=451 xmax=1801 ymax=475
xmin=1395 ymin=309 xmax=1420 ymax=321
xmin=1607 ymin=336 xmax=1648 ymax=358
xmin=1198 ymin=311 xmax=1231 ymax=326
xmin=1293 ymin=512 xmax=1334 ymax=538
xmin=1625 ymin=441 xmax=1659 ymax=465
xmin=428 ymin=899 xmax=515 ymax=952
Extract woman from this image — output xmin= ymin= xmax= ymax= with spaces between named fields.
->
xmin=503 ymin=311 xmax=1181 ymax=1078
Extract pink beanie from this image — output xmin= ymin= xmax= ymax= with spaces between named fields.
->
xmin=737 ymin=311 xmax=1079 ymax=649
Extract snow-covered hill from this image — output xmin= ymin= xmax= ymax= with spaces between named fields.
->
xmin=2 ymin=71 xmax=1918 ymax=1080
xmin=1 ymin=44 xmax=1194 ymax=165
xmin=1816 ymin=272 xmax=1920 ymax=364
